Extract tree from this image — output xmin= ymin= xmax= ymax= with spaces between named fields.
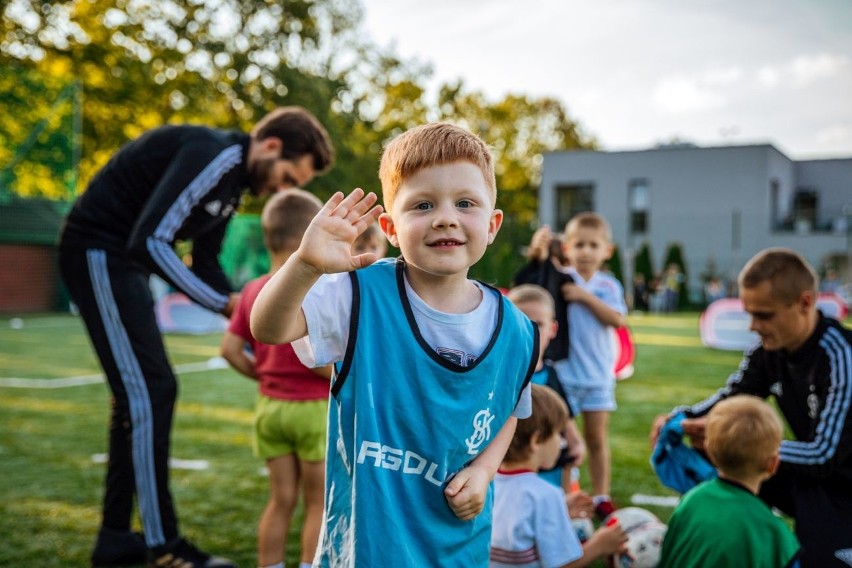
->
xmin=607 ymin=245 xmax=624 ymax=286
xmin=633 ymin=241 xmax=655 ymax=285
xmin=663 ymin=242 xmax=690 ymax=310
xmin=1 ymin=0 xmax=382 ymax=200
xmin=431 ymin=83 xmax=596 ymax=285
xmin=2 ymin=0 xmax=598 ymax=286
xmin=0 ymin=63 xmax=79 ymax=199
xmin=435 ymin=83 xmax=596 ymax=225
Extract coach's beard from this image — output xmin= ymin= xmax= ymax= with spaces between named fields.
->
xmin=247 ymin=157 xmax=276 ymax=196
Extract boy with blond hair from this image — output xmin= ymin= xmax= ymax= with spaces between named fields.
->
xmin=553 ymin=212 xmax=627 ymax=519
xmin=658 ymin=396 xmax=800 ymax=567
xmin=251 ymin=123 xmax=538 ymax=566
xmin=490 ymin=384 xmax=627 ymax=568
xmin=649 ymin=248 xmax=852 ymax=567
xmin=221 ymin=189 xmax=333 ymax=568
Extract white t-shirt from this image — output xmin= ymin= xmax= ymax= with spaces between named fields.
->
xmin=490 ymin=471 xmax=583 ymax=568
xmin=554 ymin=267 xmax=627 ymax=389
xmin=293 ymin=271 xmax=532 ymax=418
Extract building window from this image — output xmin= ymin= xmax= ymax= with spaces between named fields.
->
xmin=770 ymin=179 xmax=781 ymax=231
xmin=792 ymin=188 xmax=818 ymax=232
xmin=629 ymin=179 xmax=649 ymax=235
xmin=556 ymin=184 xmax=594 ymax=229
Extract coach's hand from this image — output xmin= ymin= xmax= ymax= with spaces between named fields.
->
xmin=444 ymin=464 xmax=490 ymax=521
xmin=649 ymin=413 xmax=708 ymax=452
xmin=649 ymin=413 xmax=671 ymax=449
xmin=681 ymin=417 xmax=707 ymax=452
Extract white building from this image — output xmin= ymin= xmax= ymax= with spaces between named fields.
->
xmin=538 ymin=144 xmax=851 ymax=302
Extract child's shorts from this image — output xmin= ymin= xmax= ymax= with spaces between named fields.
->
xmin=253 ymin=395 xmax=328 ymax=461
xmin=565 ymin=383 xmax=617 ymax=413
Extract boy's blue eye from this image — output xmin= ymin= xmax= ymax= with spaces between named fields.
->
xmin=415 ymin=202 xmax=432 ymax=210
xmin=457 ymin=200 xmax=472 ymax=208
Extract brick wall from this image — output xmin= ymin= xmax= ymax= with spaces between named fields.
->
xmin=0 ymin=245 xmax=58 ymax=313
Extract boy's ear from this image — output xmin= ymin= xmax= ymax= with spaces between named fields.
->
xmin=548 ymin=320 xmax=559 ymax=342
xmin=487 ymin=209 xmax=504 ymax=245
xmin=529 ymin=431 xmax=542 ymax=450
xmin=379 ymin=213 xmax=399 ymax=248
xmin=766 ymin=453 xmax=780 ymax=476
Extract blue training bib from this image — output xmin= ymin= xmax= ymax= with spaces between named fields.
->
xmin=317 ymin=258 xmax=537 ymax=567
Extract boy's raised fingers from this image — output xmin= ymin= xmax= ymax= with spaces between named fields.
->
xmin=329 ymin=187 xmax=366 ymax=217
xmin=353 ymin=204 xmax=384 ymax=234
xmin=319 ymin=191 xmax=346 ymax=215
xmin=345 ymin=191 xmax=379 ymax=222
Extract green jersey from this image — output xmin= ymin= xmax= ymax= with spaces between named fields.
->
xmin=659 ymin=478 xmax=800 ymax=568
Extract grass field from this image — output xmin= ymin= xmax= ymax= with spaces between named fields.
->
xmin=0 ymin=311 xmax=767 ymax=566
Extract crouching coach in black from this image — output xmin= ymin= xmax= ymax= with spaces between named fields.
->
xmin=650 ymin=248 xmax=852 ymax=568
xmin=58 ymin=107 xmax=334 ymax=568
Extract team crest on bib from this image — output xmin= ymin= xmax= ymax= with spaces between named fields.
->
xmin=465 ymin=408 xmax=495 ymax=455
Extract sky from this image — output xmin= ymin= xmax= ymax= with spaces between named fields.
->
xmin=359 ymin=0 xmax=852 ymax=159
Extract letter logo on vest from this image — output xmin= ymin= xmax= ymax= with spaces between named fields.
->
xmin=356 ymin=440 xmax=445 ymax=486
xmin=465 ymin=408 xmax=495 ymax=455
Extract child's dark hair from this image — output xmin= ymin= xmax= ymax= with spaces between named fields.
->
xmin=503 ymin=384 xmax=568 ymax=463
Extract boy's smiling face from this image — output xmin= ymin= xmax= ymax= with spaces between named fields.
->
xmin=379 ymin=161 xmax=502 ymax=281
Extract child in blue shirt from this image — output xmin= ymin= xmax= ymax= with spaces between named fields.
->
xmin=251 ymin=122 xmax=537 ymax=567
xmin=552 ymin=212 xmax=627 ymax=519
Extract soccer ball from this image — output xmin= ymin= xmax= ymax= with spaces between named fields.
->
xmin=603 ymin=507 xmax=660 ymax=533
xmin=612 ymin=520 xmax=667 ymax=568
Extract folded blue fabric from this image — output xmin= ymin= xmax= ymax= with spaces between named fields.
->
xmin=651 ymin=412 xmax=717 ymax=494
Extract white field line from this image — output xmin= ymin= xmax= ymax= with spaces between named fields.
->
xmin=4 ymin=316 xmax=82 ymax=329
xmin=630 ymin=494 xmax=680 ymax=507
xmin=92 ymin=453 xmax=210 ymax=471
xmin=0 ymin=357 xmax=229 ymax=389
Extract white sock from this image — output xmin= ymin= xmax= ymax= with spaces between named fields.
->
xmin=299 ymin=563 xmax=313 ymax=568
xmin=592 ymin=494 xmax=611 ymax=505
xmin=260 ymin=563 xmax=284 ymax=568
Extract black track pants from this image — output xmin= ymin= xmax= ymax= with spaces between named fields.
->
xmin=59 ymin=248 xmax=178 ymax=547
xmin=760 ymin=467 xmax=852 ymax=567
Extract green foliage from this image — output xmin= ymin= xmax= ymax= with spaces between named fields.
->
xmin=607 ymin=245 xmax=624 ymax=285
xmin=1 ymin=0 xmax=595 ymax=285
xmin=1 ymin=0 xmax=377 ymax=199
xmin=663 ymin=242 xmax=691 ymax=310
xmin=470 ymin=216 xmax=535 ymax=288
xmin=634 ymin=240 xmax=655 ymax=283
xmin=435 ymin=84 xmax=597 ymax=225
xmin=0 ymin=63 xmax=79 ymax=200
xmin=3 ymin=311 xmax=788 ymax=567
